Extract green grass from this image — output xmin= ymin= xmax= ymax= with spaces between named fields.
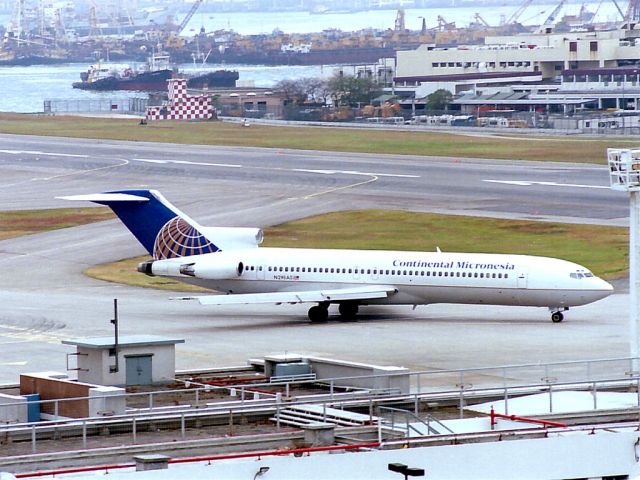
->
xmin=0 ymin=113 xmax=638 ymax=163
xmin=0 ymin=207 xmax=114 ymax=241
xmin=84 ymin=210 xmax=628 ymax=291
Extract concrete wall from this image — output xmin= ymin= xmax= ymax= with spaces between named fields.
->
xmin=309 ymin=358 xmax=410 ymax=394
xmin=20 ymin=373 xmax=93 ymax=418
xmin=0 ymin=393 xmax=27 ymax=424
xmin=76 ymin=344 xmax=176 ymax=386
xmin=88 ymin=386 xmax=126 ymax=417
xmin=19 ymin=372 xmax=125 ymax=419
xmin=264 ymin=354 xmax=410 ymax=394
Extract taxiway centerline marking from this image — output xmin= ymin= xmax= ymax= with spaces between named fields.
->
xmin=483 ymin=180 xmax=609 ymax=189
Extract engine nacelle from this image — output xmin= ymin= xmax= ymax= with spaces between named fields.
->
xmin=199 ymin=227 xmax=263 ymax=250
xmin=179 ymin=260 xmax=244 ymax=280
xmin=138 ymin=256 xmax=245 ymax=280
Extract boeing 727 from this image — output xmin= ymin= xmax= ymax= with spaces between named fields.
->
xmin=61 ymin=189 xmax=614 ymax=323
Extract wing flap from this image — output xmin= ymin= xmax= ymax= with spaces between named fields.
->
xmin=176 ymin=285 xmax=397 ymax=306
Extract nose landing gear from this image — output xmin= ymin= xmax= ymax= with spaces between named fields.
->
xmin=550 ymin=307 xmax=569 ymax=323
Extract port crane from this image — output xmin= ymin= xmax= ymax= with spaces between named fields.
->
xmin=178 ymin=0 xmax=204 ymax=35
xmin=504 ymin=0 xmax=535 ymax=25
xmin=625 ymin=0 xmax=640 ymax=22
xmin=537 ymin=0 xmax=567 ymax=31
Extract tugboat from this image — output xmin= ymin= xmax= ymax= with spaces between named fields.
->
xmin=73 ymin=53 xmax=174 ymax=91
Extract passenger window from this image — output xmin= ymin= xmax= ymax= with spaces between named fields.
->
xmin=373 ymin=269 xmax=377 ymax=274
xmin=444 ymin=272 xmax=448 ymax=277
xmin=386 ymin=270 xmax=390 ymax=275
xmin=474 ymin=272 xmax=478 ymax=278
xmin=505 ymin=274 xmax=509 ymax=279
xmin=342 ymin=268 xmax=346 ymax=273
xmin=438 ymin=271 xmax=442 ymax=277
xmin=279 ymin=267 xmax=283 ymax=272
xmin=480 ymin=273 xmax=484 ymax=278
xmin=403 ymin=270 xmax=407 ymax=275
xmin=367 ymin=269 xmax=371 ymax=274
xmin=421 ymin=271 xmax=425 ymax=276
xmin=426 ymin=271 xmax=430 ymax=276
xmin=259 ymin=266 xmax=263 ymax=271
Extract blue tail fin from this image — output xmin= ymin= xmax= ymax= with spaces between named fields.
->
xmin=63 ymin=189 xmax=220 ymax=259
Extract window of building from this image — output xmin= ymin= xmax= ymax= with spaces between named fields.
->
xmin=587 ymin=74 xmax=599 ymax=82
xmin=590 ymin=41 xmax=598 ymax=52
xmin=569 ymin=41 xmax=577 ymax=52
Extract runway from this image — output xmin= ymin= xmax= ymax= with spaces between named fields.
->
xmin=0 ymin=133 xmax=630 ymax=384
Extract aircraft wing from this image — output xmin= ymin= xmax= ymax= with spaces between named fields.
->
xmin=176 ymin=285 xmax=398 ymax=306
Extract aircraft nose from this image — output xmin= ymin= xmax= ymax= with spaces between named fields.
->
xmin=593 ymin=277 xmax=614 ymax=299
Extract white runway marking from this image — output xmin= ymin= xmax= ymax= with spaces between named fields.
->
xmin=132 ymin=159 xmax=417 ymax=178
xmin=483 ymin=180 xmax=609 ymax=189
xmin=293 ymin=168 xmax=420 ymax=178
xmin=0 ymin=149 xmax=88 ymax=158
xmin=132 ymin=158 xmax=242 ymax=168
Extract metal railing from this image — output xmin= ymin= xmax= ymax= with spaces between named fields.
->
xmin=3 ymin=356 xmax=640 ymax=455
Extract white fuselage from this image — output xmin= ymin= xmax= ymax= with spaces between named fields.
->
xmin=157 ymin=248 xmax=613 ymax=309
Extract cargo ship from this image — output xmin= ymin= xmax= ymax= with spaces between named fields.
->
xmin=73 ymin=54 xmax=239 ymax=91
xmin=72 ymin=54 xmax=174 ymax=91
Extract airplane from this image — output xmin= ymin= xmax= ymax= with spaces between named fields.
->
xmin=60 ymin=189 xmax=614 ymax=323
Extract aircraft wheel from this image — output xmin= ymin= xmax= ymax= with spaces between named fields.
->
xmin=308 ymin=305 xmax=329 ymax=323
xmin=551 ymin=312 xmax=564 ymax=323
xmin=338 ymin=302 xmax=359 ymax=321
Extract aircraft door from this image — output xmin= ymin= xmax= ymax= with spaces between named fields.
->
xmin=517 ymin=270 xmax=528 ymax=289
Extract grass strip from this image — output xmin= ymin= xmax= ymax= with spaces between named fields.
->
xmin=0 ymin=207 xmax=114 ymax=241
xmin=0 ymin=113 xmax=637 ymax=163
xmin=85 ymin=210 xmax=628 ymax=291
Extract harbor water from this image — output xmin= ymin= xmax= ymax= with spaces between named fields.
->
xmin=0 ymin=63 xmax=336 ymax=113
xmin=0 ymin=1 xmax=623 ymax=113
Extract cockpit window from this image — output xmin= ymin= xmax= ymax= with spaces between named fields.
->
xmin=570 ymin=270 xmax=594 ymax=279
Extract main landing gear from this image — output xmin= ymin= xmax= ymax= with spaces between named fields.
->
xmin=308 ymin=303 xmax=329 ymax=323
xmin=307 ymin=302 xmax=360 ymax=323
xmin=550 ymin=307 xmax=568 ymax=323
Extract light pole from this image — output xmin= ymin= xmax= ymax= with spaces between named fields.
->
xmin=608 ymin=148 xmax=640 ymax=371
xmin=388 ymin=463 xmax=425 ymax=479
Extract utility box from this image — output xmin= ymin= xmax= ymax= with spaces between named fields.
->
xmin=62 ymin=335 xmax=185 ymax=387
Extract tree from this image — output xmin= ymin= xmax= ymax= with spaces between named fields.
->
xmin=273 ymin=78 xmax=309 ymax=104
xmin=327 ymin=74 xmax=382 ymax=107
xmin=426 ymin=89 xmax=453 ymax=111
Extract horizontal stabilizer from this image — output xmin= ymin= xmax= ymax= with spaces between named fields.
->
xmin=57 ymin=193 xmax=150 ymax=202
xmin=175 ymin=285 xmax=398 ymax=306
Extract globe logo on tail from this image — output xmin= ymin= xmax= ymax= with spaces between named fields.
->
xmin=153 ymin=217 xmax=219 ymax=259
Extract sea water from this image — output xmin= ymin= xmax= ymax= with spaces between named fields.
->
xmin=0 ymin=2 xmax=623 ymax=113
xmin=0 ymin=63 xmax=336 ymax=113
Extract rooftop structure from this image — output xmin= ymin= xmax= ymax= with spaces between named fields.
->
xmin=394 ymin=28 xmax=640 ymax=98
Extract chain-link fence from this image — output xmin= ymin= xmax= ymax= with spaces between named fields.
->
xmin=43 ymin=97 xmax=148 ymax=115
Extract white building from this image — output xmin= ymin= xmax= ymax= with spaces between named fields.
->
xmin=394 ymin=28 xmax=640 ymax=99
